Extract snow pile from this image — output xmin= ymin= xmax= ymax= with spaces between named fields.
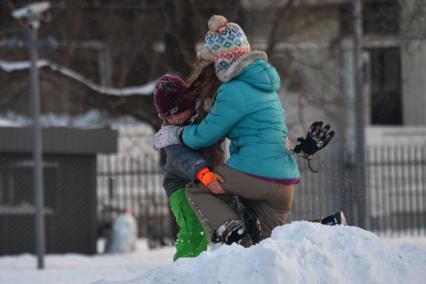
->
xmin=96 ymin=222 xmax=426 ymax=284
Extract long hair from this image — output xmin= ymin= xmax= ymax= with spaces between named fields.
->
xmin=186 ymin=61 xmax=223 ymax=165
xmin=187 ymin=62 xmax=221 ymax=123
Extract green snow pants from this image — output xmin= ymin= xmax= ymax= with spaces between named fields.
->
xmin=169 ymin=187 xmax=208 ymax=261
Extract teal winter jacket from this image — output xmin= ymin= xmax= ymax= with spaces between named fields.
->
xmin=182 ymin=54 xmax=300 ymax=180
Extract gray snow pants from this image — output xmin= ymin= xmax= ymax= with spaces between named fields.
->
xmin=185 ymin=165 xmax=295 ymax=241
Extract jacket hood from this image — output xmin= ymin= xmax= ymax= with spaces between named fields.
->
xmin=221 ymin=51 xmax=280 ymax=92
xmin=237 ymin=57 xmax=281 ymax=92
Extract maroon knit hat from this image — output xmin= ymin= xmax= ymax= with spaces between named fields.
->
xmin=154 ymin=74 xmax=194 ymax=119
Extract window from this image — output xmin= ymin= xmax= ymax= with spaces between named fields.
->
xmin=368 ymin=47 xmax=402 ymax=125
xmin=363 ymin=0 xmax=400 ymax=36
xmin=340 ymin=0 xmax=400 ymax=36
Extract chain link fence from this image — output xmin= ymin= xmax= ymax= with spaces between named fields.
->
xmin=97 ymin=154 xmax=175 ymax=248
xmin=365 ymin=145 xmax=426 ymax=236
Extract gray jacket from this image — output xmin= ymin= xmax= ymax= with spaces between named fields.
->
xmin=163 ymin=144 xmax=211 ymax=197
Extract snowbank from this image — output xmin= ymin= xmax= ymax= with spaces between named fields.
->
xmin=96 ymin=222 xmax=426 ymax=284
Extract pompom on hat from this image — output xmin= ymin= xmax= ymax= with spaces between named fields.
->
xmin=198 ymin=15 xmax=251 ymax=82
xmin=207 ymin=15 xmax=228 ymax=32
xmin=154 ymin=75 xmax=194 ymax=119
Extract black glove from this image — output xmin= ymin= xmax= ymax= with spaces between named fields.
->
xmin=293 ymin=121 xmax=335 ymax=159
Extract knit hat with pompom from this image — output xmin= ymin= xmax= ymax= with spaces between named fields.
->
xmin=199 ymin=15 xmax=251 ymax=82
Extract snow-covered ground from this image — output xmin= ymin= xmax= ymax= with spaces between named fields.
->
xmin=0 ymin=240 xmax=174 ymax=284
xmin=1 ymin=222 xmax=425 ymax=284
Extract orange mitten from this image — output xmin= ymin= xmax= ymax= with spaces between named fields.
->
xmin=196 ymin=167 xmax=218 ymax=187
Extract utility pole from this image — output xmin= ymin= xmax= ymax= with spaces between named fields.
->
xmin=352 ymin=0 xmax=367 ymax=228
xmin=12 ymin=1 xmax=50 ymax=270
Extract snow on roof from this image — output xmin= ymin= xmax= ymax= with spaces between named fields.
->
xmin=0 ymin=117 xmax=21 ymax=127
xmin=0 ymin=111 xmax=158 ymax=157
xmin=0 ymin=58 xmax=156 ymax=96
xmin=0 ymin=110 xmax=153 ymax=129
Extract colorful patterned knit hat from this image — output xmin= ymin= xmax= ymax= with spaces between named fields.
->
xmin=202 ymin=15 xmax=251 ymax=81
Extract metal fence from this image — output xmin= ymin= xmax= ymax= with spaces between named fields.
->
xmin=97 ymin=154 xmax=175 ymax=247
xmin=289 ymin=158 xmax=346 ymax=223
xmin=365 ymin=145 xmax=426 ymax=236
xmin=97 ymin=144 xmax=426 ymax=244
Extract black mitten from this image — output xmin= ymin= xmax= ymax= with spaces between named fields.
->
xmin=293 ymin=121 xmax=335 ymax=159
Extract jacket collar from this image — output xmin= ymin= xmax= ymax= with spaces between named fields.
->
xmin=216 ymin=51 xmax=268 ymax=82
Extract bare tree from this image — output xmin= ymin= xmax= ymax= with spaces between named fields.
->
xmin=1 ymin=0 xmax=246 ymax=127
xmin=1 ymin=0 xmax=425 ymax=129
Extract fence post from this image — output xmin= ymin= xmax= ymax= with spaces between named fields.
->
xmin=352 ymin=0 xmax=367 ymax=228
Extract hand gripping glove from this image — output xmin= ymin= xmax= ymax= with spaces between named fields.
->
xmin=292 ymin=121 xmax=335 ymax=159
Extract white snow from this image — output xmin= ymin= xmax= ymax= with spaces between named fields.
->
xmin=1 ymin=222 xmax=425 ymax=284
xmin=0 ymin=117 xmax=21 ymax=127
xmin=0 ymin=110 xmax=153 ymax=129
xmin=0 ymin=110 xmax=158 ymax=157
xmin=0 ymin=59 xmax=50 ymax=71
xmin=0 ymin=240 xmax=175 ymax=284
